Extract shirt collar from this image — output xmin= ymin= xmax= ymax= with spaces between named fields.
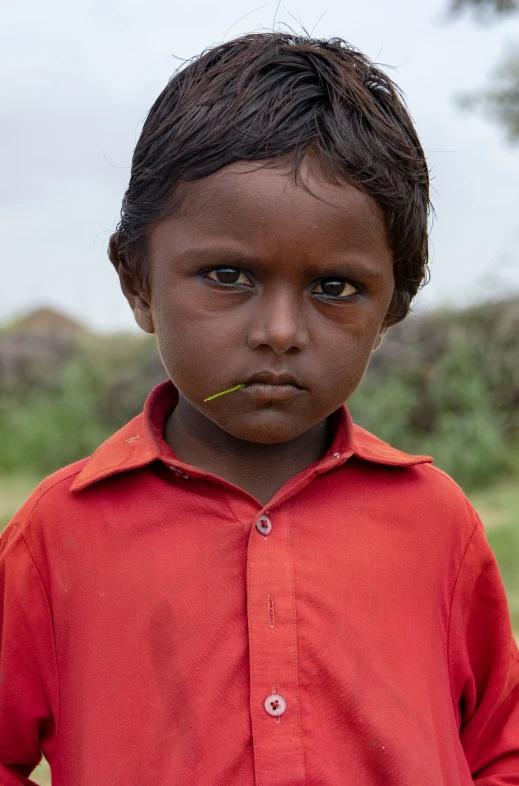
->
xmin=71 ymin=380 xmax=432 ymax=492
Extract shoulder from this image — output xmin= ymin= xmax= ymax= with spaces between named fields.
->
xmin=416 ymin=463 xmax=481 ymax=538
xmin=350 ymin=422 xmax=480 ymax=541
xmin=2 ymin=458 xmax=89 ymax=540
xmin=5 ymin=410 xmax=148 ymax=536
xmin=0 ymin=459 xmax=90 ymax=574
xmin=1 ymin=409 xmax=151 ymax=557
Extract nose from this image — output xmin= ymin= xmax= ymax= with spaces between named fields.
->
xmin=246 ymin=287 xmax=310 ymax=355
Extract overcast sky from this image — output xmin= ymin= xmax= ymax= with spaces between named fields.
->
xmin=2 ymin=0 xmax=519 ymax=332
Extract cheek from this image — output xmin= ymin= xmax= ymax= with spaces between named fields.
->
xmin=318 ymin=313 xmax=382 ymax=389
xmin=323 ymin=302 xmax=384 ymax=351
xmin=152 ymin=293 xmax=244 ymax=376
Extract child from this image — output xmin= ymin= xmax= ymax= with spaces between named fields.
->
xmin=1 ymin=32 xmax=518 ymax=786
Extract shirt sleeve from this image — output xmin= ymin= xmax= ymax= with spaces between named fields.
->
xmin=0 ymin=518 xmax=59 ymax=785
xmin=448 ymin=512 xmax=519 ymax=784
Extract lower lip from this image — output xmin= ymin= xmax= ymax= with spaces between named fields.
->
xmin=242 ymin=383 xmax=303 ymax=401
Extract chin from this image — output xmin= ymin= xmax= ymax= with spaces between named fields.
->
xmin=219 ymin=414 xmax=308 ymax=445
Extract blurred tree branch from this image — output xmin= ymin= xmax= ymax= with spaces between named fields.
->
xmin=448 ymin=0 xmax=518 ymax=19
xmin=449 ymin=0 xmax=519 ymax=142
xmin=458 ymin=46 xmax=519 ymax=142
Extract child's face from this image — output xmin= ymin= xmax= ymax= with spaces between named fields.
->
xmin=124 ymin=160 xmax=394 ymax=444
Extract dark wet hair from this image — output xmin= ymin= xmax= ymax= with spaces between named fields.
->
xmin=111 ymin=32 xmax=431 ymax=326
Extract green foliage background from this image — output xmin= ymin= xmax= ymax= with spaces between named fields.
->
xmin=349 ymin=298 xmax=519 ymax=489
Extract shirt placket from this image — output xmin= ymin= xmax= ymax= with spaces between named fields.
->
xmin=247 ymin=505 xmax=306 ymax=786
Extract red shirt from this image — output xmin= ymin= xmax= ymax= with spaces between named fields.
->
xmin=1 ymin=381 xmax=518 ymax=786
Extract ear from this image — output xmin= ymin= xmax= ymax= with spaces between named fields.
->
xmin=109 ymin=233 xmax=155 ymax=334
xmin=372 ymin=330 xmax=386 ymax=353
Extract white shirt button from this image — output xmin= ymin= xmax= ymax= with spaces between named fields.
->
xmin=264 ymin=693 xmax=287 ymax=717
xmin=256 ymin=515 xmax=272 ymax=535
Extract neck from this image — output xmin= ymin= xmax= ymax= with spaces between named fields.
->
xmin=164 ymin=395 xmax=330 ymax=505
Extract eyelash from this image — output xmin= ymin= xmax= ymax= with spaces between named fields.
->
xmin=202 ymin=267 xmax=361 ymax=300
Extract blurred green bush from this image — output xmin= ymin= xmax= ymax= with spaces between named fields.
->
xmin=0 ymin=330 xmax=167 ymax=476
xmin=349 ymin=309 xmax=518 ymax=488
xmin=1 ymin=297 xmax=518 ymax=490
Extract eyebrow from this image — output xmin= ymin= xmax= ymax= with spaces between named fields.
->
xmin=178 ymin=247 xmax=250 ymax=263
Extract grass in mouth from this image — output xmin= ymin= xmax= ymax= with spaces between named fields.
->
xmin=203 ymin=384 xmax=246 ymax=402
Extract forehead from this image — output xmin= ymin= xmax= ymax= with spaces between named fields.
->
xmin=151 ymin=159 xmax=391 ymax=263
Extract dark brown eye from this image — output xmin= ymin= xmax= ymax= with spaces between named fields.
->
xmin=314 ymin=279 xmax=358 ymax=298
xmin=207 ymin=268 xmax=252 ymax=286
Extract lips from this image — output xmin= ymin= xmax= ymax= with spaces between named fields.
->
xmin=239 ymin=371 xmax=305 ymax=402
xmin=244 ymin=371 xmax=303 ymax=388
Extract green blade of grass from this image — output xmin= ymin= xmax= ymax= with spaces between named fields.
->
xmin=203 ymin=384 xmax=246 ymax=402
